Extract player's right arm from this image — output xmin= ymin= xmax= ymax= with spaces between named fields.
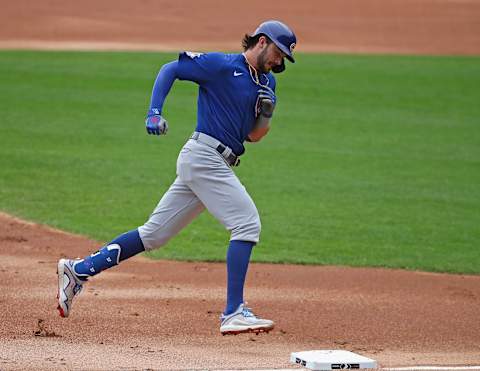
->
xmin=146 ymin=53 xmax=227 ymax=136
xmin=146 ymin=61 xmax=179 ymax=135
xmin=176 ymin=52 xmax=227 ymax=84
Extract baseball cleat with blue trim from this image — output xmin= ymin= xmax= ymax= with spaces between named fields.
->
xmin=220 ymin=303 xmax=274 ymax=335
xmin=57 ymin=259 xmax=84 ymax=318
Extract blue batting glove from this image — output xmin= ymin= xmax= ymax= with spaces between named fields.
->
xmin=145 ymin=109 xmax=168 ymax=135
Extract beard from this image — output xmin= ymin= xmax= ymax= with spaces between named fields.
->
xmin=256 ymin=46 xmax=270 ymax=74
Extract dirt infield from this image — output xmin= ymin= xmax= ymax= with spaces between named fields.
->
xmin=1 ymin=0 xmax=480 ymax=54
xmin=1 ymin=212 xmax=480 ymax=370
xmin=1 ymin=1 xmax=480 ymax=369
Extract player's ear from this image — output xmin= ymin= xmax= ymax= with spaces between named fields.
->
xmin=258 ymin=35 xmax=268 ymax=49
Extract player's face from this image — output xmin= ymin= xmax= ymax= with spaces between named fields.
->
xmin=257 ymin=42 xmax=286 ymax=73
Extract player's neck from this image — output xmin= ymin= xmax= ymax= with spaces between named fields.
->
xmin=243 ymin=50 xmax=260 ymax=71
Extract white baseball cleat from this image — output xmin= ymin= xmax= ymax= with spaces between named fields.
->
xmin=57 ymin=259 xmax=84 ymax=318
xmin=220 ymin=303 xmax=274 ymax=335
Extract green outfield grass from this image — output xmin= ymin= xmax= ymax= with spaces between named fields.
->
xmin=0 ymin=50 xmax=479 ymax=273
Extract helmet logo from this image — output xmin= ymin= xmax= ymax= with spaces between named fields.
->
xmin=289 ymin=43 xmax=296 ymax=53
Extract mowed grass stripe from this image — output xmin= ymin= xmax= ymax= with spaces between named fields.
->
xmin=0 ymin=51 xmax=479 ymax=273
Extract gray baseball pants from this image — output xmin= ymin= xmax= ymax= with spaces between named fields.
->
xmin=138 ymin=137 xmax=261 ymax=250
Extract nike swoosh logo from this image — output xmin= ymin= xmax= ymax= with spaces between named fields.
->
xmin=233 ymin=71 xmax=243 ymax=77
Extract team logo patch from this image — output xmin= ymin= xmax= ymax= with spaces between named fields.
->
xmin=185 ymin=51 xmax=203 ymax=59
xmin=289 ymin=43 xmax=296 ymax=52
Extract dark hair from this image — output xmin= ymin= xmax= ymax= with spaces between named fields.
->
xmin=242 ymin=33 xmax=271 ymax=51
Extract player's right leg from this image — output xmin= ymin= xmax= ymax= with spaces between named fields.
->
xmin=181 ymin=139 xmax=273 ymax=335
xmin=57 ymin=176 xmax=204 ymax=318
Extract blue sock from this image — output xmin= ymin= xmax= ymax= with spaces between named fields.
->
xmin=73 ymin=229 xmax=145 ymax=280
xmin=224 ymin=240 xmax=254 ymax=315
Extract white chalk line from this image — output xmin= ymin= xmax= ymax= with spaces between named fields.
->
xmin=217 ymin=366 xmax=480 ymax=371
xmin=382 ymin=366 xmax=480 ymax=370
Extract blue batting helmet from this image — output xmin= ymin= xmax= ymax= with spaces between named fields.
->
xmin=253 ymin=20 xmax=297 ymax=63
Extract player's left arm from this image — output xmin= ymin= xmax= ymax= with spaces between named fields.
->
xmin=248 ymin=85 xmax=276 ymax=142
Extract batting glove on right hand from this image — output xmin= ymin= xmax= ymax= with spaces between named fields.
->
xmin=145 ymin=109 xmax=168 ymax=135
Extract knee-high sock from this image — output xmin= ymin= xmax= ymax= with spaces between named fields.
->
xmin=73 ymin=229 xmax=145 ymax=281
xmin=224 ymin=240 xmax=254 ymax=315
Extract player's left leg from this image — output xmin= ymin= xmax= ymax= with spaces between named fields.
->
xmin=57 ymin=229 xmax=145 ymax=317
xmin=57 ymin=175 xmax=205 ymax=318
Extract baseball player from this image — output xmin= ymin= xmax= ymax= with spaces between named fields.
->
xmin=57 ymin=20 xmax=296 ymax=335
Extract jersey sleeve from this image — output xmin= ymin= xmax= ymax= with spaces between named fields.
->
xmin=269 ymin=74 xmax=276 ymax=92
xmin=148 ymin=60 xmax=179 ymax=114
xmin=177 ymin=52 xmax=227 ymax=84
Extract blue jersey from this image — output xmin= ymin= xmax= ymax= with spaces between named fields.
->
xmin=177 ymin=52 xmax=276 ymax=156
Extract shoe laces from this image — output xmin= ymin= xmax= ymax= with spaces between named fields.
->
xmin=73 ymin=283 xmax=83 ymax=296
xmin=241 ymin=306 xmax=257 ymax=318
